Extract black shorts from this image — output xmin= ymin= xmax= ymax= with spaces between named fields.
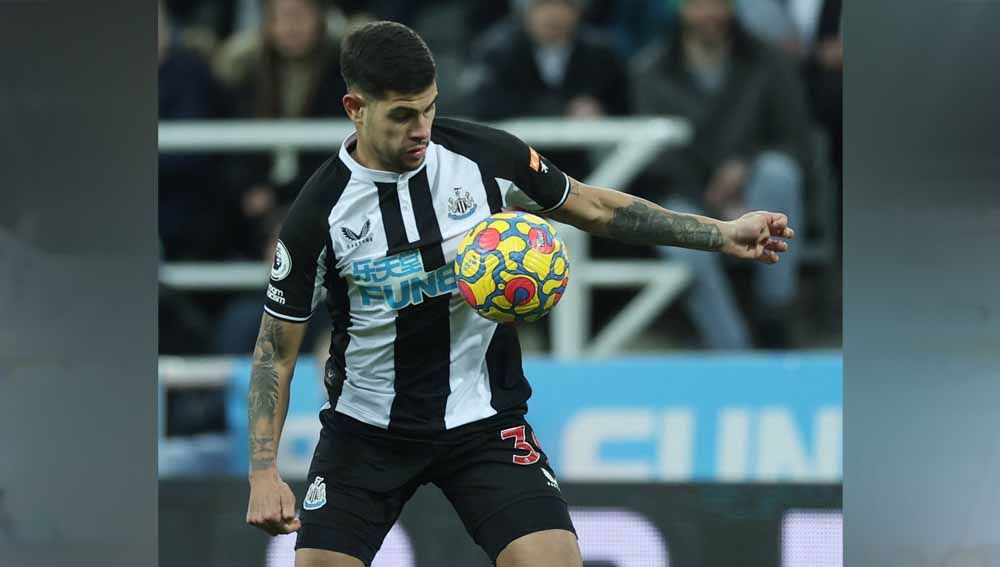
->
xmin=294 ymin=409 xmax=575 ymax=566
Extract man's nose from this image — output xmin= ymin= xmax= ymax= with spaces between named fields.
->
xmin=410 ymin=116 xmax=431 ymax=142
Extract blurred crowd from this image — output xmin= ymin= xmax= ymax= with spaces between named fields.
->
xmin=159 ymin=0 xmax=842 ymax=358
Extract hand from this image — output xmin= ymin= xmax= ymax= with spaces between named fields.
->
xmin=566 ymin=96 xmax=604 ymax=118
xmin=247 ymin=468 xmax=302 ymax=536
xmin=705 ymin=160 xmax=749 ymax=210
xmin=720 ymin=211 xmax=795 ymax=264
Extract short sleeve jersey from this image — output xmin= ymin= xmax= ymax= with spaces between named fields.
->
xmin=264 ymin=117 xmax=570 ymax=434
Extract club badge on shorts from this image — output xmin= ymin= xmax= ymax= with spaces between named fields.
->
xmin=303 ymin=476 xmax=327 ymax=510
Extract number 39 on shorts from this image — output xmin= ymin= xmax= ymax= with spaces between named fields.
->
xmin=500 ymin=425 xmax=541 ymax=465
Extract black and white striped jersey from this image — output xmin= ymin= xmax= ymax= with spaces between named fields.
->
xmin=264 ymin=117 xmax=570 ymax=434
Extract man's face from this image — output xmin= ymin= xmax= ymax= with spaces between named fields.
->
xmin=267 ymin=0 xmax=323 ymax=59
xmin=526 ymin=0 xmax=580 ymax=47
xmin=680 ymin=0 xmax=733 ymax=45
xmin=356 ymin=83 xmax=438 ymax=173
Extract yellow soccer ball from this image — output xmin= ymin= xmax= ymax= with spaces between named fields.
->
xmin=454 ymin=212 xmax=570 ymax=323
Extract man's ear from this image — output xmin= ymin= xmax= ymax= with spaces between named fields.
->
xmin=342 ymin=92 xmax=366 ymax=124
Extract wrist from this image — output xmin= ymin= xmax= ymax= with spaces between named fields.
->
xmin=249 ymin=465 xmax=280 ymax=482
xmin=715 ymin=219 xmax=735 ymax=251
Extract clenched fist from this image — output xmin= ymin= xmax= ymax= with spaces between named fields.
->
xmin=247 ymin=469 xmax=302 ymax=536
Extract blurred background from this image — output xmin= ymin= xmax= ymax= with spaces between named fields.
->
xmin=157 ymin=0 xmax=842 ymax=565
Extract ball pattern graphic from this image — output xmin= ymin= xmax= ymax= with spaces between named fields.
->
xmin=454 ymin=212 xmax=570 ymax=323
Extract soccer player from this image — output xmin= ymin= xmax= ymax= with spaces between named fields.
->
xmin=246 ymin=21 xmax=795 ymax=567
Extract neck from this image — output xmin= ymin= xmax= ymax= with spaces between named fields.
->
xmin=351 ymin=136 xmax=403 ymax=173
xmin=350 ymin=138 xmax=381 ymax=171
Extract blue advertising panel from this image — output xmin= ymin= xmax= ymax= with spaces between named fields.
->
xmin=226 ymin=354 xmax=841 ymax=482
xmin=524 ymin=354 xmax=841 ymax=482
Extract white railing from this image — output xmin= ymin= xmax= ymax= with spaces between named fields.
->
xmin=159 ymin=117 xmax=693 ymax=359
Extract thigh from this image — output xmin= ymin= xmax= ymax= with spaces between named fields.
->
xmin=295 ymin=548 xmax=366 ymax=567
xmin=295 ymin=412 xmax=429 ymax=566
xmin=497 ymin=529 xmax=582 ymax=567
xmin=432 ymin=417 xmax=576 ymax=564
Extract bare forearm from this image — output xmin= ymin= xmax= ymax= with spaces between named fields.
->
xmin=248 ymin=315 xmax=299 ymax=473
xmin=606 ymin=197 xmax=725 ymax=250
xmin=555 ymin=180 xmax=726 ymax=251
xmin=248 ymin=363 xmax=292 ymax=472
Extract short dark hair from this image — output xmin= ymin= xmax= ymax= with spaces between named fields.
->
xmin=340 ymin=21 xmax=436 ymax=99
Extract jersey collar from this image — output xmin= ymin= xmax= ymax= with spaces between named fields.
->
xmin=338 ymin=132 xmax=433 ymax=183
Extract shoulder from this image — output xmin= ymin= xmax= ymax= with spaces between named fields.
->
xmin=432 ymin=117 xmax=527 ymax=159
xmin=432 ymin=117 xmax=536 ymax=178
xmin=431 ymin=117 xmax=535 ymax=175
xmin=287 ymin=154 xmax=353 ymax=223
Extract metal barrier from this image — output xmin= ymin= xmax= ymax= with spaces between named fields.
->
xmin=159 ymin=117 xmax=693 ymax=358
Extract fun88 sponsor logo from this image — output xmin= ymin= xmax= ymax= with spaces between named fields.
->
xmin=352 ymin=250 xmax=457 ymax=308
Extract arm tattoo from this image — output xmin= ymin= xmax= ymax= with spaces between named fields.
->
xmin=248 ymin=317 xmax=285 ymax=470
xmin=607 ymin=201 xmax=724 ymax=251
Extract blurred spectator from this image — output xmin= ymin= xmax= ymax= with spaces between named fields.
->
xmin=466 ymin=0 xmax=628 ymax=121
xmin=463 ymin=0 xmax=629 ymax=177
xmin=799 ymin=0 xmax=842 ymax=179
xmin=738 ymin=0 xmax=842 ymax=178
xmin=159 ymin=0 xmax=232 ymax=261
xmin=214 ymin=0 xmax=347 ymax=258
xmin=733 ymin=0 xmax=799 ymax=50
xmin=632 ymin=0 xmax=811 ymax=349
xmin=465 ymin=0 xmax=515 ymax=42
xmin=462 ymin=0 xmax=669 ymax=57
xmin=214 ymin=207 xmax=330 ymax=355
xmin=337 ymin=0 xmax=424 ymax=26
xmin=592 ymin=0 xmax=675 ymax=58
xmin=163 ymin=0 xmax=238 ymax=50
